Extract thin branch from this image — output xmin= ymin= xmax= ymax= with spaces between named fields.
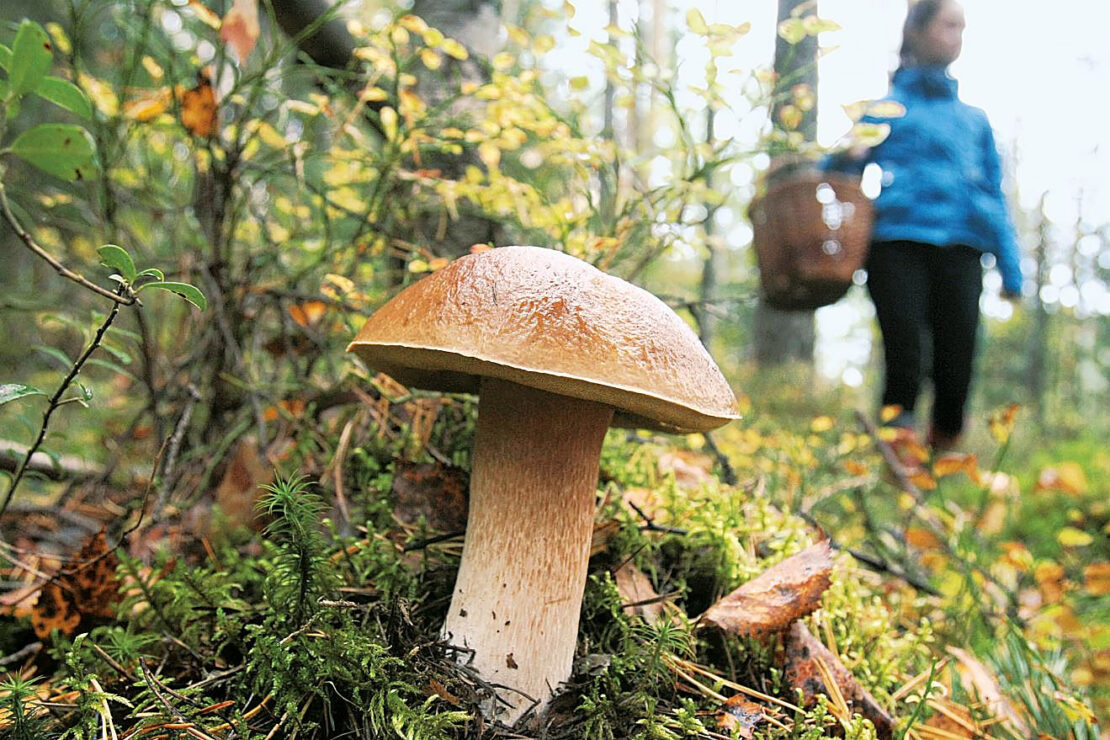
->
xmin=0 ymin=180 xmax=134 ymax=306
xmin=0 ymin=288 xmax=127 ymax=519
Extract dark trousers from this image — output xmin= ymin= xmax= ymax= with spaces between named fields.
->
xmin=866 ymin=241 xmax=983 ymax=438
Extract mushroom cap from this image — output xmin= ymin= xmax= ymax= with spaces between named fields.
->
xmin=347 ymin=246 xmax=739 ymax=433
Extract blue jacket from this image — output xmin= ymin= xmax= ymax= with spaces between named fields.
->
xmin=825 ymin=65 xmax=1023 ymax=294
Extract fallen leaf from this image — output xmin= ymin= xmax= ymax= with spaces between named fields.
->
xmin=220 ymin=0 xmax=259 ymax=64
xmin=212 ymin=438 xmax=272 ymax=528
xmin=701 ymin=541 xmax=833 ymax=638
xmin=180 ymin=71 xmax=217 ymax=138
xmin=391 ymin=461 xmax=469 ymax=533
xmin=947 ymin=646 xmax=1030 ymax=737
xmin=31 ymin=530 xmax=120 ymax=639
xmin=716 ymin=695 xmax=766 ymax=737
xmin=613 ymin=561 xmax=666 ymax=625
xmin=781 ymin=622 xmax=894 ymax=739
xmin=657 ymin=449 xmax=712 ymax=489
xmin=920 ymin=700 xmax=977 ymax=738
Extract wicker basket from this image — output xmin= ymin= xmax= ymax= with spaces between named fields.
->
xmin=749 ymin=171 xmax=873 ymax=311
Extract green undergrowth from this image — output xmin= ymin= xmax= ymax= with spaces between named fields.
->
xmin=3 ymin=399 xmax=1103 ymax=739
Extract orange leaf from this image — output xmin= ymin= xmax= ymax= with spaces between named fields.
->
xmin=288 ymin=300 xmax=327 ymax=328
xmin=843 ymin=459 xmax=868 ymax=476
xmin=701 ymin=541 xmax=833 ymax=638
xmin=180 ymin=71 xmax=217 ymax=138
xmin=933 ymin=452 xmax=977 ymax=479
xmin=782 ymin=622 xmax=894 ymax=737
xmin=220 ymin=0 xmax=259 ymax=64
xmin=1084 ymin=562 xmax=1110 ymax=596
xmin=31 ymin=530 xmax=120 ymax=639
xmin=716 ymin=695 xmax=767 ymax=737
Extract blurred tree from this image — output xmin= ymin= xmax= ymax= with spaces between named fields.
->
xmin=753 ymin=0 xmax=817 ymax=366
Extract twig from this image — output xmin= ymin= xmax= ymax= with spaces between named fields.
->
xmin=0 ymin=286 xmax=128 ymax=519
xmin=798 ymin=511 xmax=939 ymax=596
xmin=0 ymin=641 xmax=42 ymax=666
xmin=0 ymin=180 xmax=134 ymax=306
xmin=156 ymin=383 xmax=201 ymax=513
xmin=702 ymin=431 xmax=738 ymax=486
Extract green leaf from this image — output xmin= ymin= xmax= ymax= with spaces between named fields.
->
xmin=0 ymin=383 xmax=46 ymax=406
xmin=97 ymin=245 xmax=137 ymax=283
xmin=35 ymin=76 xmax=92 ymax=119
xmin=9 ymin=21 xmax=53 ymax=97
xmin=137 ymin=267 xmax=165 ymax=282
xmin=0 ymin=43 xmax=12 ymax=72
xmin=141 ymin=281 xmax=207 ymax=311
xmin=0 ymin=80 xmax=8 ymax=99
xmin=33 ymin=345 xmax=72 ymax=370
xmin=85 ymin=357 xmax=139 ymax=382
xmin=10 ymin=123 xmax=96 ymax=181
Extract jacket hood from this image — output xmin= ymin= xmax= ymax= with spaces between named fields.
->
xmin=892 ymin=65 xmax=959 ymax=99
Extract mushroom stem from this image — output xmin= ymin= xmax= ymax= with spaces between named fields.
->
xmin=444 ymin=377 xmax=613 ymax=722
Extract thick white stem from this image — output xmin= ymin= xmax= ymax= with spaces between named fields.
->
xmin=443 ymin=377 xmax=613 ymax=723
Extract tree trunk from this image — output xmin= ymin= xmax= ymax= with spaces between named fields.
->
xmin=753 ymin=0 xmax=818 ymax=366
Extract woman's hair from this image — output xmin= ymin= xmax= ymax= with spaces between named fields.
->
xmin=898 ymin=0 xmax=946 ymax=68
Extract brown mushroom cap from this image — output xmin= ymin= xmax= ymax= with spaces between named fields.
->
xmin=347 ymin=246 xmax=739 ymax=433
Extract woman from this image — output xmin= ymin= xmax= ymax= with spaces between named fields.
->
xmin=828 ymin=0 xmax=1023 ymax=451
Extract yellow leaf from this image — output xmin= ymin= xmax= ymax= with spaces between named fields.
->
xmin=866 ymin=100 xmax=906 ymax=118
xmin=408 ymin=258 xmax=430 ymax=274
xmin=809 ymin=415 xmax=834 ymax=433
xmin=477 ymin=141 xmax=501 ymax=169
xmin=419 ymin=48 xmax=442 ymax=70
xmin=849 ymin=122 xmax=892 ymax=148
xmin=1035 ymin=462 xmax=1087 ymax=496
xmin=686 ymin=8 xmax=709 ymax=35
xmin=397 ymin=15 xmax=428 ymax=34
xmin=988 ymin=403 xmax=1021 ymax=445
xmin=778 ymin=17 xmax=806 ymax=44
xmin=880 ymin=405 xmax=903 ymax=424
xmin=442 ymin=38 xmax=468 ymax=60
xmin=124 ymin=94 xmax=169 ymax=122
xmin=188 ymin=0 xmax=222 ymax=29
xmin=1057 ymin=527 xmax=1093 ymax=548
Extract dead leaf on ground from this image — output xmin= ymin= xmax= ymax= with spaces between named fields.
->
xmin=700 ymin=541 xmax=833 ymax=638
xmin=920 ymin=699 xmax=977 ymax=738
xmin=31 ymin=530 xmax=120 ymax=639
xmin=211 ymin=438 xmax=272 ymax=529
xmin=781 ymin=621 xmax=894 ymax=739
xmin=220 ymin=0 xmax=260 ymax=63
xmin=613 ymin=561 xmax=668 ymax=625
xmin=933 ymin=452 xmax=978 ymax=480
xmin=657 ymin=450 xmax=713 ymax=489
xmin=391 ymin=461 xmax=469 ymax=533
xmin=715 ymin=695 xmax=767 ymax=738
xmin=947 ymin=646 xmax=1030 ymax=737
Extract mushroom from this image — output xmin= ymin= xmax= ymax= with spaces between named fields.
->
xmin=347 ymin=246 xmax=738 ymax=722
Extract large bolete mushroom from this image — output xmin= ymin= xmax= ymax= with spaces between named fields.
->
xmin=347 ymin=246 xmax=737 ymax=722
